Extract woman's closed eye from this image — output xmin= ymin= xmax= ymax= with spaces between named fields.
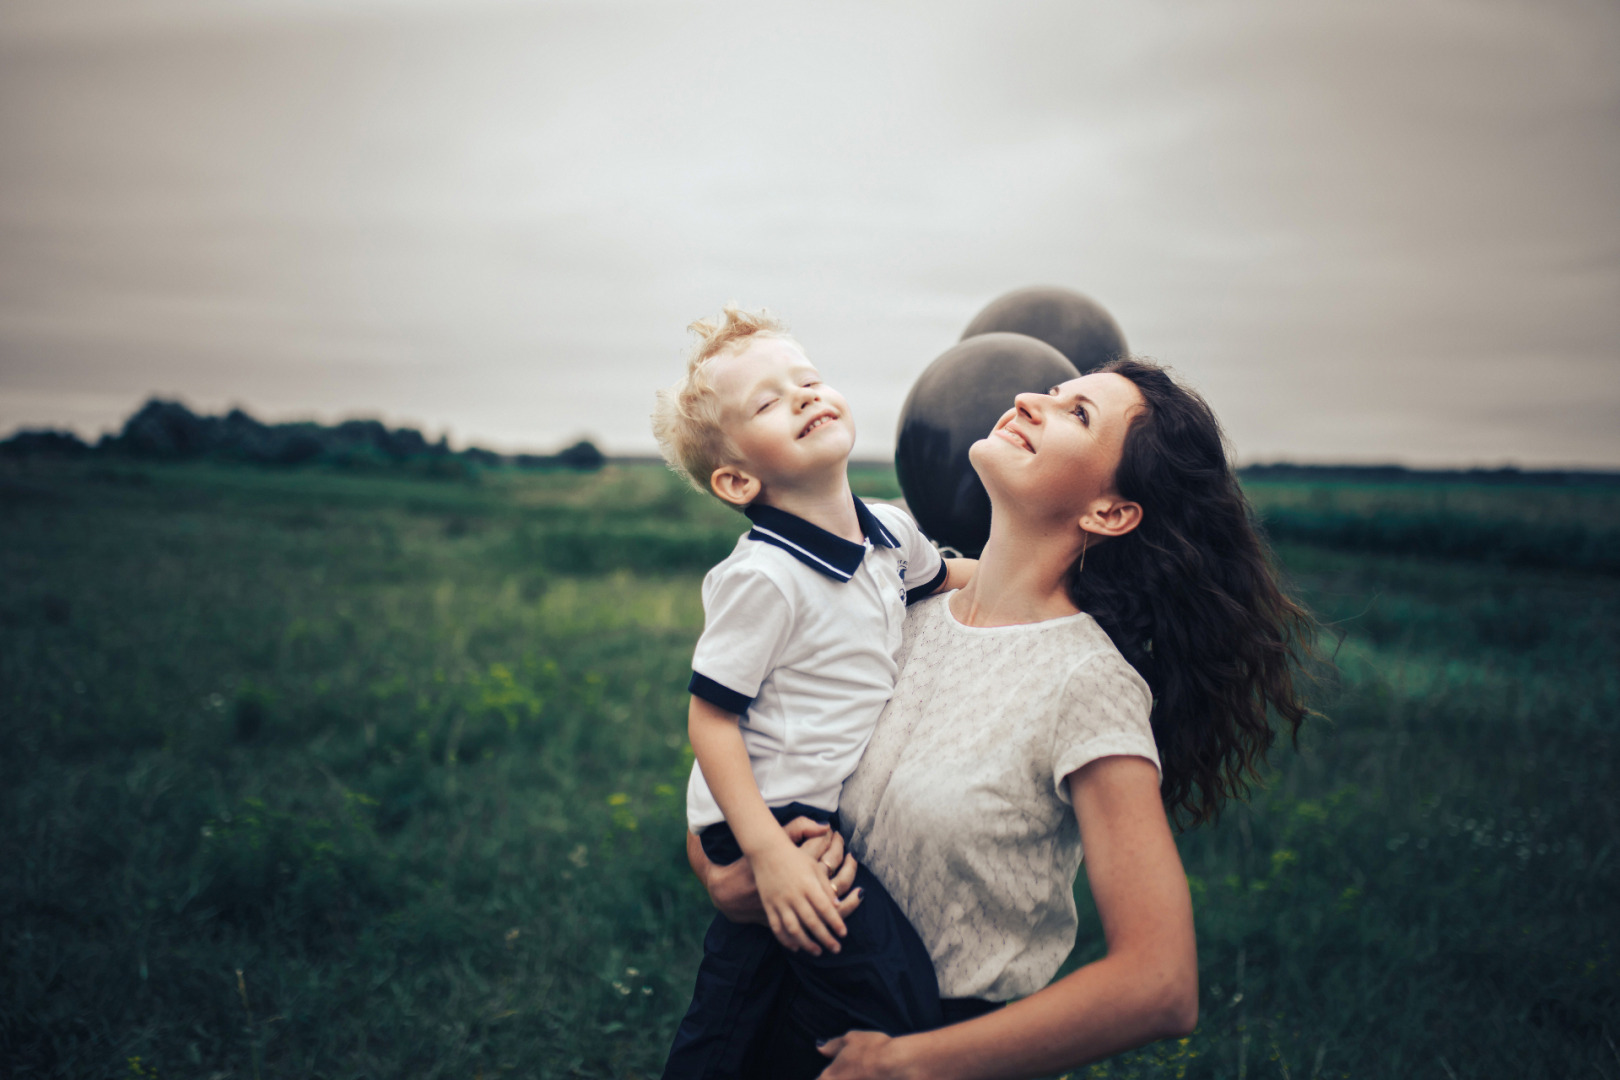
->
xmin=1048 ymin=386 xmax=1089 ymax=426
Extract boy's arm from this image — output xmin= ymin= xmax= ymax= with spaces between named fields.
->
xmin=687 ymin=695 xmax=849 ymax=954
xmin=942 ymin=557 xmax=978 ymax=592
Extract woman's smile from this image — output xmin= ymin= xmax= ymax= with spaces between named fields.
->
xmin=994 ymin=422 xmax=1035 ymax=453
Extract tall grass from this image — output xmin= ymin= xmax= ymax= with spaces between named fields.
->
xmin=1 ymin=461 xmax=1615 ymax=1078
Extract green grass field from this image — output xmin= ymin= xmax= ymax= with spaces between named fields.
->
xmin=2 ymin=461 xmax=1616 ymax=1079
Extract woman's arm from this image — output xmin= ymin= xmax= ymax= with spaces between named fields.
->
xmin=820 ymin=755 xmax=1197 ymax=1080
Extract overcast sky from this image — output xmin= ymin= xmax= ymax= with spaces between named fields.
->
xmin=2 ymin=0 xmax=1616 ymax=465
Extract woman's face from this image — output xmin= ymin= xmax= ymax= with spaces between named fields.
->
xmin=969 ymin=371 xmax=1146 ymax=529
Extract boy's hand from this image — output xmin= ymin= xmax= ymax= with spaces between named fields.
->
xmin=751 ymin=835 xmax=850 ymax=955
xmin=687 ymin=823 xmax=863 ymax=926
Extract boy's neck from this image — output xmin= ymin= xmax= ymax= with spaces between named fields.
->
xmin=755 ymin=469 xmax=862 ymax=544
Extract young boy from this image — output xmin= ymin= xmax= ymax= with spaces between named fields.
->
xmin=652 ymin=305 xmax=973 ymax=1078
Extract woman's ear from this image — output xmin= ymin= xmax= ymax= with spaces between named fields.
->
xmin=710 ymin=465 xmax=761 ymax=508
xmin=1082 ymin=495 xmax=1142 ymax=539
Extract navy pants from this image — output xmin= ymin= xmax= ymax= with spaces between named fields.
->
xmin=758 ymin=992 xmax=1003 ymax=1080
xmin=660 ymin=804 xmax=945 ymax=1080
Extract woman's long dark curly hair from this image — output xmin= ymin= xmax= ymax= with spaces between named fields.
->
xmin=1069 ymin=358 xmax=1318 ymax=829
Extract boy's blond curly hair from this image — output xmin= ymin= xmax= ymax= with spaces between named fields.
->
xmin=652 ymin=303 xmax=794 ymax=500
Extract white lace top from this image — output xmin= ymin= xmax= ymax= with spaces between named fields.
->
xmin=839 ymin=592 xmax=1160 ymax=1001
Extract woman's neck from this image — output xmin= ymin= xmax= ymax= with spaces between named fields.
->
xmin=949 ymin=514 xmax=1084 ymax=628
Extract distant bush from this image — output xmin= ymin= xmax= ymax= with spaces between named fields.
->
xmin=517 ymin=440 xmax=606 ymax=471
xmin=104 ymin=400 xmax=456 ymax=466
xmin=0 ymin=429 xmax=92 ymax=458
xmin=0 ymin=398 xmax=608 ymax=474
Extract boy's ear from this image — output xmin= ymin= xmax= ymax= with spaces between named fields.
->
xmin=710 ymin=464 xmax=762 ymax=508
xmin=1080 ymin=494 xmax=1142 ymax=540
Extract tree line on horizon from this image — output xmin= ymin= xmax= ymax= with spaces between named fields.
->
xmin=4 ymin=396 xmax=1617 ymax=489
xmin=0 ymin=398 xmax=606 ymax=472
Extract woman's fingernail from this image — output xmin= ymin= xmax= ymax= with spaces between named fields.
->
xmin=815 ymin=1038 xmax=828 ymax=1048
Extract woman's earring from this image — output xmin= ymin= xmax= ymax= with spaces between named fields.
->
xmin=1078 ymin=529 xmax=1088 ymax=574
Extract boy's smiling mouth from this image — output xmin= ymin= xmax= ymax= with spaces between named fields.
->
xmin=798 ymin=410 xmax=838 ymax=438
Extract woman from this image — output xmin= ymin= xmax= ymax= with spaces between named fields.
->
xmin=687 ymin=359 xmax=1316 ymax=1079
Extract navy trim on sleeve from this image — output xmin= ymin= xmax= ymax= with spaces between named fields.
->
xmin=688 ymin=671 xmax=754 ymax=715
xmin=905 ymin=558 xmax=950 ymax=605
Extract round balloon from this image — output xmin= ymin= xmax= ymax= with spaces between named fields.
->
xmin=894 ymin=333 xmax=1080 ymax=557
xmin=961 ymin=286 xmax=1127 ymax=373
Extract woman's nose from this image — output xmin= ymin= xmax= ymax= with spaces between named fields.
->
xmin=1013 ymin=392 xmax=1043 ymax=422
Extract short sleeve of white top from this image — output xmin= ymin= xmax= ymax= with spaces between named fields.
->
xmin=838 ymin=592 xmax=1159 ymax=1002
xmin=685 ymin=499 xmax=946 ymax=832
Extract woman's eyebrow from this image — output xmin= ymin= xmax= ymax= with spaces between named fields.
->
xmin=1064 ymin=390 xmax=1099 ymax=413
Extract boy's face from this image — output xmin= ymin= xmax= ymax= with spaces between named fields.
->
xmin=709 ymin=336 xmax=855 ymax=499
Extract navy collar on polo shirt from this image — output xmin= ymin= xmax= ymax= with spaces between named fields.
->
xmin=744 ymin=497 xmax=899 ymax=582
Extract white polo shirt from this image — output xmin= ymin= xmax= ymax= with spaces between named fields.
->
xmin=685 ymin=498 xmax=947 ymax=832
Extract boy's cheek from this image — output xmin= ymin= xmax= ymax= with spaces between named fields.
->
xmin=738 ymin=426 xmax=796 ymax=470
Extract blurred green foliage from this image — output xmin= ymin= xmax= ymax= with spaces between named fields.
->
xmin=1 ymin=460 xmax=1615 ymax=1078
xmin=1245 ymin=480 xmax=1620 ymax=573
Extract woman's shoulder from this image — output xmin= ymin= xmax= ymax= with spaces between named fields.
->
xmin=1060 ymin=625 xmax=1154 ymax=723
xmin=1066 ymin=617 xmax=1142 ymax=670
xmin=1074 ymin=637 xmax=1151 ymax=689
xmin=1044 ymin=621 xmax=1160 ymax=782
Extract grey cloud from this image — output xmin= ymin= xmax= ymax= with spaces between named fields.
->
xmin=1 ymin=0 xmax=1615 ymax=465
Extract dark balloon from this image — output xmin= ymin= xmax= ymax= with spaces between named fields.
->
xmin=894 ymin=333 xmax=1079 ymax=557
xmin=960 ymin=286 xmax=1127 ymax=373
